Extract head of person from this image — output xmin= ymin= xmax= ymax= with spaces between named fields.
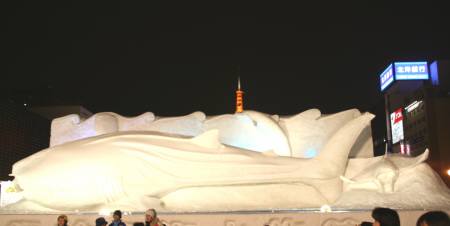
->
xmin=371 ymin=207 xmax=400 ymax=226
xmin=360 ymin=221 xmax=373 ymax=226
xmin=416 ymin=211 xmax=450 ymax=226
xmin=95 ymin=217 xmax=108 ymax=226
xmin=57 ymin=215 xmax=68 ymax=226
xmin=113 ymin=210 xmax=122 ymax=222
xmin=145 ymin=209 xmax=157 ymax=223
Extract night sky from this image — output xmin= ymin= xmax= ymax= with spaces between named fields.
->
xmin=4 ymin=2 xmax=450 ymax=116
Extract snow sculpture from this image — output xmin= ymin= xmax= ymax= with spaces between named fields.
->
xmin=50 ymin=112 xmax=156 ymax=146
xmin=203 ymin=110 xmax=291 ymax=156
xmin=278 ymin=109 xmax=362 ymax=158
xmin=3 ymin=109 xmax=449 ymax=212
xmin=50 ymin=112 xmax=207 ymax=147
xmin=336 ymin=149 xmax=450 ymax=209
xmin=49 ymin=109 xmax=372 ymax=158
xmin=146 ymin=111 xmax=205 ymax=137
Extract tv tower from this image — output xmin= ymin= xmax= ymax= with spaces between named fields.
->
xmin=235 ymin=77 xmax=244 ymax=113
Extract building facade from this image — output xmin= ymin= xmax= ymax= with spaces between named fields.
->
xmin=0 ymin=100 xmax=50 ymax=180
xmin=374 ymin=60 xmax=450 ymax=186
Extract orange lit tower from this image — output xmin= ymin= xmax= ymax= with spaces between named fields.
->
xmin=235 ymin=77 xmax=244 ymax=113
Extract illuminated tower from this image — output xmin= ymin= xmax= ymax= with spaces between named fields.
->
xmin=235 ymin=77 xmax=244 ymax=113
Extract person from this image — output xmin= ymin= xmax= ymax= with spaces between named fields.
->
xmin=133 ymin=223 xmax=145 ymax=226
xmin=96 ymin=217 xmax=108 ymax=226
xmin=109 ymin=210 xmax=126 ymax=226
xmin=371 ymin=207 xmax=400 ymax=226
xmin=145 ymin=209 xmax=165 ymax=226
xmin=416 ymin=211 xmax=450 ymax=226
xmin=359 ymin=222 xmax=373 ymax=226
xmin=57 ymin=215 xmax=68 ymax=226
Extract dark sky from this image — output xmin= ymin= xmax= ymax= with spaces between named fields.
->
xmin=4 ymin=2 xmax=450 ymax=116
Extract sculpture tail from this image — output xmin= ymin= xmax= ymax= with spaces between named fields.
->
xmin=315 ymin=112 xmax=375 ymax=177
xmin=304 ymin=113 xmax=374 ymax=203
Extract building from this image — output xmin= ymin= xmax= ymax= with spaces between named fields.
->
xmin=374 ymin=60 xmax=450 ymax=186
xmin=0 ymin=100 xmax=50 ymax=180
xmin=0 ymin=101 xmax=94 ymax=180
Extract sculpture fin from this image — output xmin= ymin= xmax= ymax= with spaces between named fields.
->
xmin=190 ymin=130 xmax=222 ymax=149
xmin=404 ymin=148 xmax=429 ymax=168
xmin=416 ymin=148 xmax=429 ymax=164
xmin=287 ymin=109 xmax=321 ymax=121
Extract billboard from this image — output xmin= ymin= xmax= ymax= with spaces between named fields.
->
xmin=380 ymin=64 xmax=394 ymax=91
xmin=394 ymin=62 xmax=429 ymax=80
xmin=380 ymin=61 xmax=429 ymax=91
xmin=390 ymin=108 xmax=404 ymax=144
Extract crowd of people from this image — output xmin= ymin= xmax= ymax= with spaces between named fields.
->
xmin=55 ymin=207 xmax=448 ymax=226
xmin=356 ymin=208 xmax=449 ymax=226
xmin=56 ymin=209 xmax=165 ymax=226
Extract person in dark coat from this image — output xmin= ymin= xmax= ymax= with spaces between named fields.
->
xmin=416 ymin=211 xmax=449 ymax=226
xmin=109 ymin=210 xmax=126 ymax=226
xmin=96 ymin=217 xmax=108 ymax=226
xmin=371 ymin=207 xmax=400 ymax=226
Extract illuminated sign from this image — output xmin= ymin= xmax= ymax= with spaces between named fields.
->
xmin=390 ymin=108 xmax=404 ymax=144
xmin=380 ymin=64 xmax=394 ymax=91
xmin=405 ymin=100 xmax=423 ymax=113
xmin=394 ymin=62 xmax=429 ymax=80
xmin=380 ymin=61 xmax=429 ymax=91
xmin=430 ymin=61 xmax=439 ymax=86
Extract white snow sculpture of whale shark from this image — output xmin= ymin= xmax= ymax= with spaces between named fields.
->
xmin=8 ymin=113 xmax=374 ymax=211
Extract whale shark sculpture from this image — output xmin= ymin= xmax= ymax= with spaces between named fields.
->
xmin=3 ymin=109 xmax=450 ymax=212
xmin=7 ymin=113 xmax=374 ymax=211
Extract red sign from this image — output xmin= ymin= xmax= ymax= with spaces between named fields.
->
xmin=390 ymin=108 xmax=404 ymax=144
xmin=392 ymin=108 xmax=403 ymax=124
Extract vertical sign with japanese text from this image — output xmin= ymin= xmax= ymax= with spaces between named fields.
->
xmin=380 ymin=64 xmax=394 ymax=91
xmin=390 ymin=108 xmax=404 ymax=144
